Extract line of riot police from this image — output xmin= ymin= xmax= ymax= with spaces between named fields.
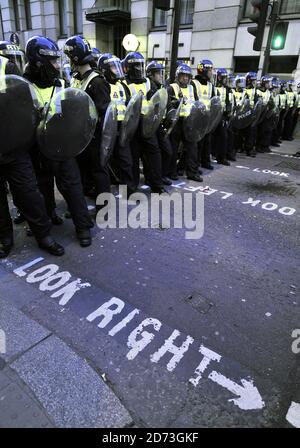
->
xmin=0 ymin=35 xmax=299 ymax=258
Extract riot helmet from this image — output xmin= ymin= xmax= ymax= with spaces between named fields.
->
xmin=97 ymin=53 xmax=124 ymax=83
xmin=175 ymin=63 xmax=192 ymax=88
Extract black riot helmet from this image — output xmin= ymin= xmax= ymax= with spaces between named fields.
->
xmin=0 ymin=40 xmax=25 ymax=73
xmin=25 ymin=36 xmax=61 ymax=84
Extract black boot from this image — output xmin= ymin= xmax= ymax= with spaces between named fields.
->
xmin=76 ymin=229 xmax=92 ymax=247
xmin=187 ymin=174 xmax=203 ymax=182
xmin=50 ymin=211 xmax=64 ymax=225
xmin=38 ymin=236 xmax=65 ymax=256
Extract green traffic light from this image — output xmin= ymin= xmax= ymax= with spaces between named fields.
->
xmin=273 ymin=35 xmax=283 ymax=49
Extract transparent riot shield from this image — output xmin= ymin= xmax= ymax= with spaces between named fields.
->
xmin=119 ymin=91 xmax=143 ymax=147
xmin=141 ymin=88 xmax=168 ymax=139
xmin=183 ymin=100 xmax=209 ymax=143
xmin=0 ymin=75 xmax=42 ymax=158
xmin=165 ymin=98 xmax=183 ymax=136
xmin=37 ymin=87 xmax=98 ymax=161
xmin=206 ymin=96 xmax=223 ymax=134
xmin=100 ymin=102 xmax=118 ymax=166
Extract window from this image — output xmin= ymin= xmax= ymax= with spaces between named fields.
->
xmin=243 ymin=0 xmax=253 ymax=18
xmin=180 ymin=0 xmax=194 ymax=25
xmin=73 ymin=0 xmax=83 ymax=34
xmin=12 ymin=0 xmax=20 ymax=31
xmin=59 ymin=0 xmax=68 ymax=36
xmin=152 ymin=0 xmax=194 ymax=28
xmin=24 ymin=0 xmax=32 ymax=30
xmin=153 ymin=7 xmax=167 ymax=27
xmin=234 ymin=56 xmax=259 ymax=73
xmin=280 ymin=0 xmax=300 ymax=14
xmin=269 ymin=56 xmax=298 ymax=73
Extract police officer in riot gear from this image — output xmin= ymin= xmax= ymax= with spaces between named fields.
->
xmin=146 ymin=61 xmax=173 ymax=186
xmin=292 ymin=82 xmax=300 ymax=139
xmin=24 ymin=35 xmax=93 ymax=247
xmin=0 ymin=40 xmax=65 ymax=258
xmin=97 ymin=52 xmax=136 ymax=195
xmin=193 ymin=59 xmax=215 ymax=170
xmin=168 ymin=64 xmax=203 ymax=182
xmin=232 ymin=75 xmax=256 ymax=157
xmin=121 ymin=52 xmax=166 ymax=193
xmin=64 ymin=35 xmax=112 ymax=202
xmin=282 ymin=79 xmax=296 ymax=141
xmin=211 ymin=68 xmax=231 ymax=166
xmin=277 ymin=79 xmax=287 ymax=143
xmin=270 ymin=77 xmax=281 ymax=147
xmin=256 ymin=76 xmax=272 ymax=153
xmin=0 ymin=40 xmax=24 ymax=75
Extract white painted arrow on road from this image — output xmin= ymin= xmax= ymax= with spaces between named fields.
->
xmin=208 ymin=371 xmax=265 ymax=411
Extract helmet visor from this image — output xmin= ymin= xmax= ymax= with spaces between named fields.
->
xmin=106 ymin=58 xmax=124 ymax=80
xmin=0 ymin=48 xmax=25 ymax=73
xmin=151 ymin=69 xmax=165 ymax=85
xmin=128 ymin=60 xmax=145 ymax=80
xmin=39 ymin=48 xmax=62 ymax=58
xmin=235 ymin=77 xmax=246 ymax=89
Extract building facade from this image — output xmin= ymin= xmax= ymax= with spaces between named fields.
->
xmin=0 ymin=0 xmax=300 ymax=79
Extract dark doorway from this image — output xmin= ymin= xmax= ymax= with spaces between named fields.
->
xmin=113 ymin=22 xmax=130 ymax=58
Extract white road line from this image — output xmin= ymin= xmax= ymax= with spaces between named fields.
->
xmin=286 ymin=402 xmax=300 ymax=428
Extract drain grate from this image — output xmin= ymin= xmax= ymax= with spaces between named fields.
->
xmin=275 ymin=159 xmax=300 ymax=172
xmin=185 ymin=292 xmax=214 ymax=314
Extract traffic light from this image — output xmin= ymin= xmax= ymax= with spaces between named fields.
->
xmin=271 ymin=22 xmax=288 ymax=50
xmin=247 ymin=0 xmax=269 ymax=52
xmin=154 ymin=0 xmax=170 ymax=10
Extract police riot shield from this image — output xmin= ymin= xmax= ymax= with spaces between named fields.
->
xmin=229 ymin=98 xmax=256 ymax=130
xmin=119 ymin=91 xmax=143 ymax=146
xmin=206 ymin=96 xmax=223 ymax=134
xmin=0 ymin=75 xmax=42 ymax=158
xmin=165 ymin=98 xmax=183 ymax=136
xmin=37 ymin=88 xmax=98 ymax=161
xmin=183 ymin=100 xmax=209 ymax=143
xmin=141 ymin=88 xmax=168 ymax=139
xmin=251 ymin=97 xmax=264 ymax=127
xmin=100 ymin=102 xmax=118 ymax=166
xmin=265 ymin=98 xmax=279 ymax=129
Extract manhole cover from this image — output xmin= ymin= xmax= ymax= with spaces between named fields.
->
xmin=185 ymin=292 xmax=214 ymax=314
xmin=275 ymin=159 xmax=300 ymax=172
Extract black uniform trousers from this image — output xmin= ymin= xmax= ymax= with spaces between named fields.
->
xmin=131 ymin=124 xmax=163 ymax=189
xmin=157 ymin=125 xmax=173 ymax=178
xmin=282 ymin=108 xmax=295 ymax=139
xmin=111 ymin=135 xmax=135 ymax=193
xmin=0 ymin=151 xmax=51 ymax=242
xmin=278 ymin=109 xmax=287 ymax=139
xmin=226 ymin=126 xmax=235 ymax=160
xmin=211 ymin=120 xmax=228 ymax=162
xmin=170 ymin=119 xmax=198 ymax=176
xmin=31 ymin=151 xmax=93 ymax=232
xmin=234 ymin=125 xmax=256 ymax=154
xmin=77 ymin=135 xmax=111 ymax=196
xmin=257 ymin=118 xmax=272 ymax=150
xmin=197 ymin=133 xmax=212 ymax=167
xmin=292 ymin=108 xmax=299 ymax=135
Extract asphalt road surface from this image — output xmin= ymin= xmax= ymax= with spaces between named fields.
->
xmin=1 ymin=145 xmax=300 ymax=428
